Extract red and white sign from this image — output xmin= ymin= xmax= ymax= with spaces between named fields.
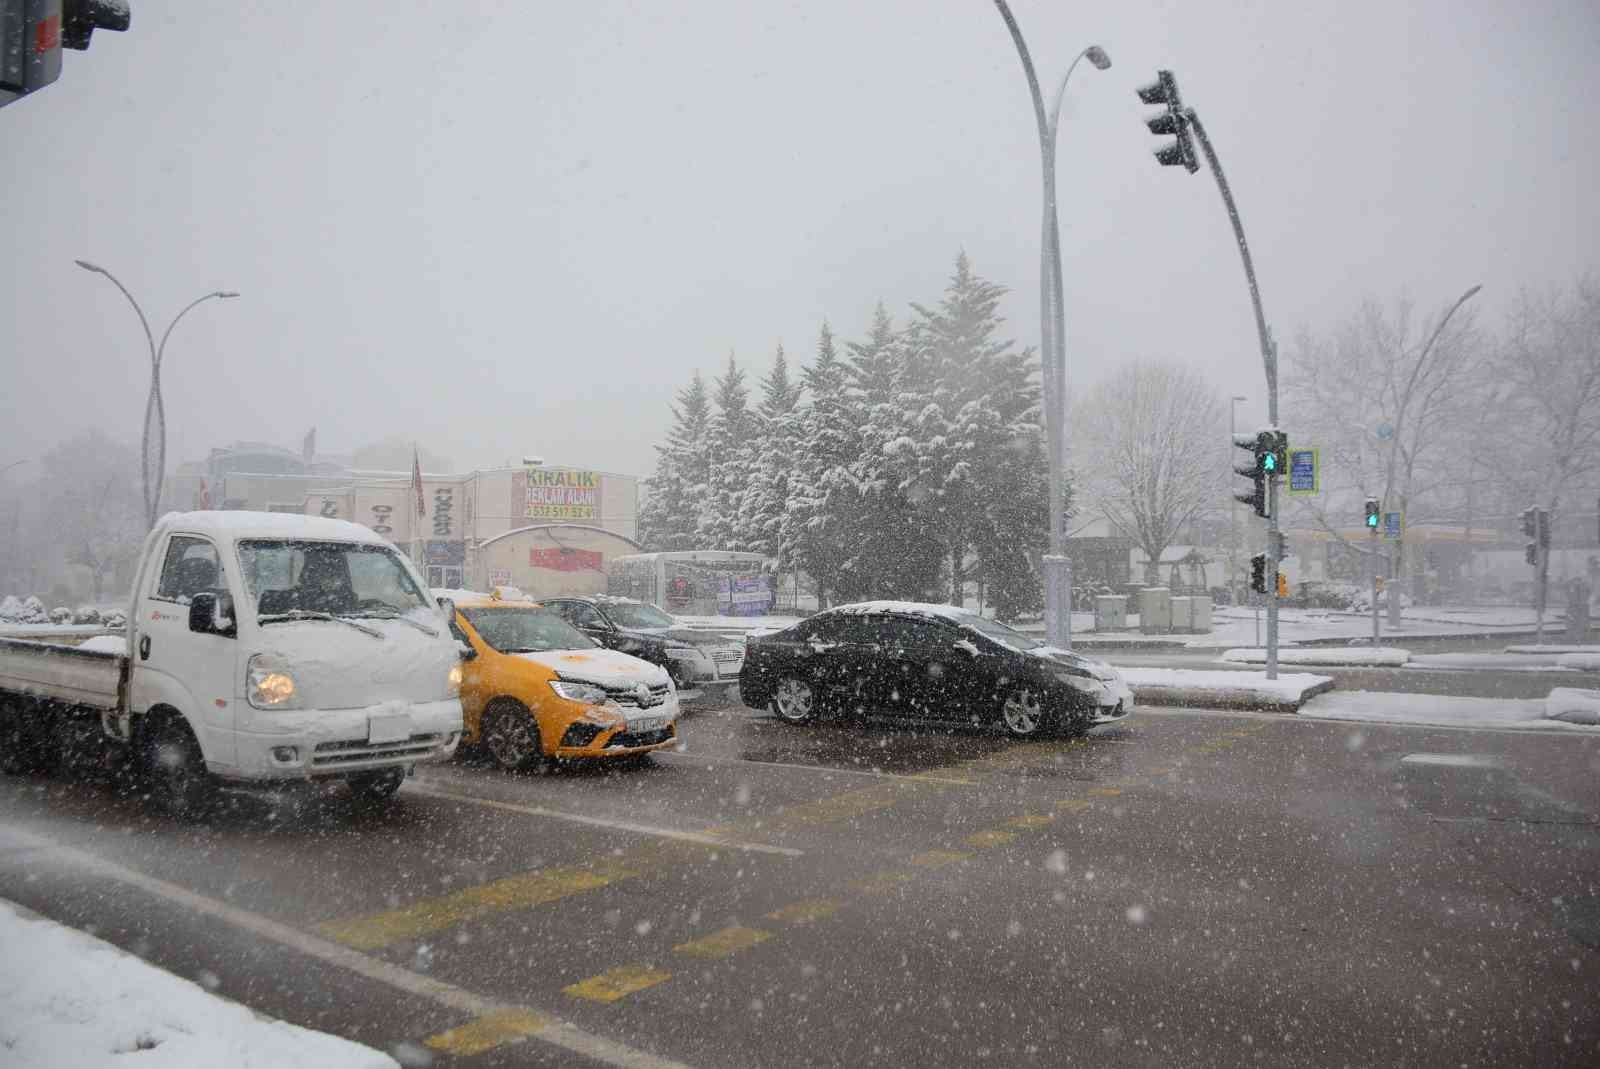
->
xmin=529 ymin=547 xmax=602 ymax=573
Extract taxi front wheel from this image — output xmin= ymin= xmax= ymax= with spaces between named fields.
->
xmin=482 ymin=700 xmax=544 ymax=772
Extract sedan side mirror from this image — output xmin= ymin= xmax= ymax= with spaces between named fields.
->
xmin=952 ymin=639 xmax=981 ymax=657
xmin=189 ymin=592 xmax=236 ymax=638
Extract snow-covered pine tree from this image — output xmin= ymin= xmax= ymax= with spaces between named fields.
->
xmin=696 ymin=353 xmax=753 ymax=549
xmin=738 ymin=344 xmax=803 ymax=563
xmin=842 ymin=302 xmax=943 ymax=600
xmin=785 ymin=323 xmax=860 ymax=608
xmin=639 ymin=371 xmax=710 ymax=551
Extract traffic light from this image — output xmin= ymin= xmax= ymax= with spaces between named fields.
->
xmin=1136 ymin=69 xmax=1199 ymax=174
xmin=1232 ymin=431 xmax=1273 ymax=519
xmin=1365 ymin=497 xmax=1381 ymax=531
xmin=1249 ymin=553 xmax=1267 ymax=595
xmin=1523 ymin=508 xmax=1548 ymax=566
xmin=1276 ymin=572 xmax=1288 ymax=598
xmin=1 ymin=0 xmax=126 ymax=111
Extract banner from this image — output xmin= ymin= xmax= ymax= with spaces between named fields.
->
xmin=525 ymin=467 xmax=601 ymax=521
xmin=530 ymin=546 xmax=603 ymax=572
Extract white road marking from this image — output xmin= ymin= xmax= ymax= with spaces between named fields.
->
xmin=0 ymin=827 xmax=695 ymax=1069
xmin=404 ymin=782 xmax=804 ymax=857
xmin=654 ymin=749 xmax=979 ymax=787
xmin=1400 ymin=753 xmax=1500 ymax=768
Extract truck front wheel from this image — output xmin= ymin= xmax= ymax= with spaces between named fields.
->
xmin=0 ymin=700 xmax=44 ymax=775
xmin=347 ymin=768 xmax=406 ymax=806
xmin=144 ymin=717 xmax=215 ymax=820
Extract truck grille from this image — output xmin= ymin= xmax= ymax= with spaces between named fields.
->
xmin=311 ymin=734 xmax=445 ymax=767
xmin=711 ymin=647 xmax=742 ymax=664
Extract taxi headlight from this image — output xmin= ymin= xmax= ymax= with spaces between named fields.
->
xmin=248 ymin=656 xmax=300 ymax=709
xmin=550 ymin=679 xmax=609 ymax=705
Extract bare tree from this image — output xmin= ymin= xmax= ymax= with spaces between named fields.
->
xmin=30 ymin=432 xmax=145 ymax=602
xmin=1072 ymin=362 xmax=1226 ymax=585
xmin=1281 ymin=294 xmax=1484 ymax=587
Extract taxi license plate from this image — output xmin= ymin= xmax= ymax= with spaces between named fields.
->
xmin=630 ymin=717 xmax=667 ymax=733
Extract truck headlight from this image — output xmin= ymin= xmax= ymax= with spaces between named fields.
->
xmin=447 ymin=663 xmax=463 ymax=695
xmin=248 ymin=656 xmax=300 ymax=709
xmin=550 ymin=679 xmax=609 ymax=705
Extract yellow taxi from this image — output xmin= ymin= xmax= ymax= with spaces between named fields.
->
xmin=445 ymin=591 xmax=681 ymax=770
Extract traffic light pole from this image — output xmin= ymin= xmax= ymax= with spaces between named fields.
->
xmin=1187 ymin=111 xmax=1281 ymax=679
xmin=1371 ymin=524 xmax=1380 ymax=647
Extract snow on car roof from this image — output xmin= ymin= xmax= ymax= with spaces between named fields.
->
xmin=821 ymin=600 xmax=974 ymax=623
xmin=159 ymin=510 xmax=389 ymax=545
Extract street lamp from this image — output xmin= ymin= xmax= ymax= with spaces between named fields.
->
xmin=992 ymin=0 xmax=1111 ymax=648
xmin=74 ymin=260 xmax=238 ymax=529
xmin=1228 ymin=395 xmax=1246 ymax=605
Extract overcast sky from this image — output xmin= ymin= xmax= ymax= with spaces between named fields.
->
xmin=2 ymin=0 xmax=1596 ymax=481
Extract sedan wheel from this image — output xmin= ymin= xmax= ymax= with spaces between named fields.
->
xmin=483 ymin=703 xmax=542 ymax=771
xmin=771 ymin=676 xmax=815 ymax=723
xmin=1000 ymin=687 xmax=1048 ymax=739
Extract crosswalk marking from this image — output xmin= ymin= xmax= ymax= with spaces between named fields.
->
xmin=850 ymin=870 xmax=916 ymax=895
xmin=1007 ymin=814 xmax=1055 ymax=830
xmin=674 ymin=925 xmax=771 ymax=959
xmin=316 ymin=859 xmax=636 ymax=951
xmin=764 ymin=898 xmax=844 ymax=925
xmin=425 ymin=1008 xmax=551 ymax=1056
xmin=1056 ymin=799 xmax=1093 ymax=812
xmin=963 ymin=830 xmax=1017 ymax=849
xmin=1086 ymin=787 xmax=1122 ymax=797
xmin=909 ymin=849 xmax=973 ymax=868
xmin=564 ymin=963 xmax=673 ymax=1003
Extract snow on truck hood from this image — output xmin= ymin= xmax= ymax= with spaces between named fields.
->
xmin=514 ymin=647 xmax=671 ymax=688
xmin=252 ymin=613 xmax=458 ymax=710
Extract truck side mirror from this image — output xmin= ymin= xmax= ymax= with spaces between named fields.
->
xmin=189 ymin=592 xmax=236 ymax=638
xmin=437 ymin=596 xmax=456 ymax=624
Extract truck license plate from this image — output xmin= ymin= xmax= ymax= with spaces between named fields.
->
xmin=368 ymin=712 xmax=413 ymax=744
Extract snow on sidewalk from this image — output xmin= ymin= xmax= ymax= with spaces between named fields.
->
xmin=1405 ymin=652 xmax=1580 ymax=672
xmin=1547 ymin=688 xmax=1600 ymax=725
xmin=1298 ymin=691 xmax=1600 ymax=732
xmin=0 ymin=898 xmax=398 ymax=1069
xmin=1121 ymin=668 xmax=1332 ymax=709
xmin=1220 ymin=647 xmax=1410 ymax=667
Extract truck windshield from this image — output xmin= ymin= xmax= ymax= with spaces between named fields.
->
xmin=236 ymin=540 xmax=431 ymax=619
xmin=462 ymin=607 xmax=597 ymax=653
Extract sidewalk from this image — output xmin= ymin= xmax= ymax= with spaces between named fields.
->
xmin=0 ymin=898 xmax=398 ymax=1069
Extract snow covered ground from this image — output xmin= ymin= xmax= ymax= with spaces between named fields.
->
xmin=1298 ymin=691 xmax=1600 ymax=732
xmin=1406 ymin=652 xmax=1585 ymax=673
xmin=1120 ymin=668 xmax=1333 ymax=708
xmin=0 ymin=898 xmax=398 ymax=1069
xmin=1220 ymin=647 xmax=1411 ymax=667
xmin=1546 ymin=688 xmax=1600 ymax=725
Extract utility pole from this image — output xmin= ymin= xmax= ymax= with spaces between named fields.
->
xmin=992 ymin=1 xmax=1112 ymax=650
xmin=1138 ymin=70 xmax=1283 ymax=677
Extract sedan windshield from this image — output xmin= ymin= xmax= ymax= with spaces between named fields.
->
xmin=463 ymin=607 xmax=597 ymax=653
xmin=601 ymin=601 xmax=677 ymax=629
xmin=237 ymin=539 xmax=431 ymax=618
xmin=954 ymin=611 xmax=1044 ymax=652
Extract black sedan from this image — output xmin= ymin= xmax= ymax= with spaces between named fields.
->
xmin=541 ymin=594 xmax=746 ymax=691
xmin=738 ymin=601 xmax=1134 ymax=737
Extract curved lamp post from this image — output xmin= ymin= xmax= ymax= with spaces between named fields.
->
xmin=74 ymin=260 xmax=238 ymax=529
xmin=992 ymin=0 xmax=1110 ymax=647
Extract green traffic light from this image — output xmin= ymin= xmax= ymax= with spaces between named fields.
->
xmin=1366 ymin=515 xmax=1379 ymax=528
xmin=1263 ymin=454 xmax=1277 ymax=472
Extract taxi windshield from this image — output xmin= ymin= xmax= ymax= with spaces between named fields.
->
xmin=462 ymin=606 xmax=596 ymax=654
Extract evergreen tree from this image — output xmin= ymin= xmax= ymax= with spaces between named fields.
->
xmin=785 ymin=323 xmax=859 ymax=607
xmin=639 ymin=371 xmax=710 ymax=550
xmin=739 ymin=344 xmax=803 ymax=561
xmin=697 ymin=353 xmax=753 ymax=548
xmin=841 ymin=303 xmax=943 ymax=600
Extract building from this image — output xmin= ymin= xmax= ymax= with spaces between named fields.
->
xmin=172 ymin=444 xmax=640 ymax=596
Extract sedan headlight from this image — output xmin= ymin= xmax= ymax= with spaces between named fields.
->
xmin=447 ymin=663 xmax=463 ymax=695
xmin=248 ymin=655 xmax=301 ymax=709
xmin=1053 ymin=668 xmax=1101 ymax=691
xmin=550 ymin=679 xmax=610 ymax=705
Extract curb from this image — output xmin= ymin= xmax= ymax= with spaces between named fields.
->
xmin=1131 ymin=677 xmax=1336 ymax=713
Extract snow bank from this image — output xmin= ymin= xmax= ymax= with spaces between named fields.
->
xmin=1546 ymin=688 xmax=1600 ymax=725
xmin=1299 ymin=691 xmax=1598 ymax=731
xmin=1558 ymin=652 xmax=1600 ymax=672
xmin=1505 ymin=644 xmax=1600 ymax=655
xmin=0 ymin=898 xmax=398 ymax=1069
xmin=1406 ymin=652 xmax=1576 ymax=672
xmin=1220 ymin=647 xmax=1410 ymax=667
xmin=1121 ymin=668 xmax=1332 ymax=708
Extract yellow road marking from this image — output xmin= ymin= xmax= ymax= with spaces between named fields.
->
xmin=909 ymin=849 xmax=973 ymax=868
xmin=850 ymin=870 xmax=916 ymax=895
xmin=1056 ymin=799 xmax=1093 ymax=812
xmin=964 ymin=830 xmax=1017 ymax=849
xmin=564 ymin=963 xmax=672 ymax=1003
xmin=425 ymin=1008 xmax=551 ymax=1056
xmin=674 ymin=925 xmax=771 ymax=959
xmin=765 ymin=898 xmax=844 ymax=925
xmin=1086 ymin=787 xmax=1122 ymax=798
xmin=1007 ymin=814 xmax=1055 ymax=830
xmin=316 ymin=859 xmax=635 ymax=951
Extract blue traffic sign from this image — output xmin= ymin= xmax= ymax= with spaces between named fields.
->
xmin=1383 ymin=511 xmax=1403 ymax=540
xmin=1288 ymin=448 xmax=1318 ymax=494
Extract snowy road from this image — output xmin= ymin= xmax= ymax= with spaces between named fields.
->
xmin=2 ymin=699 xmax=1597 ymax=1067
